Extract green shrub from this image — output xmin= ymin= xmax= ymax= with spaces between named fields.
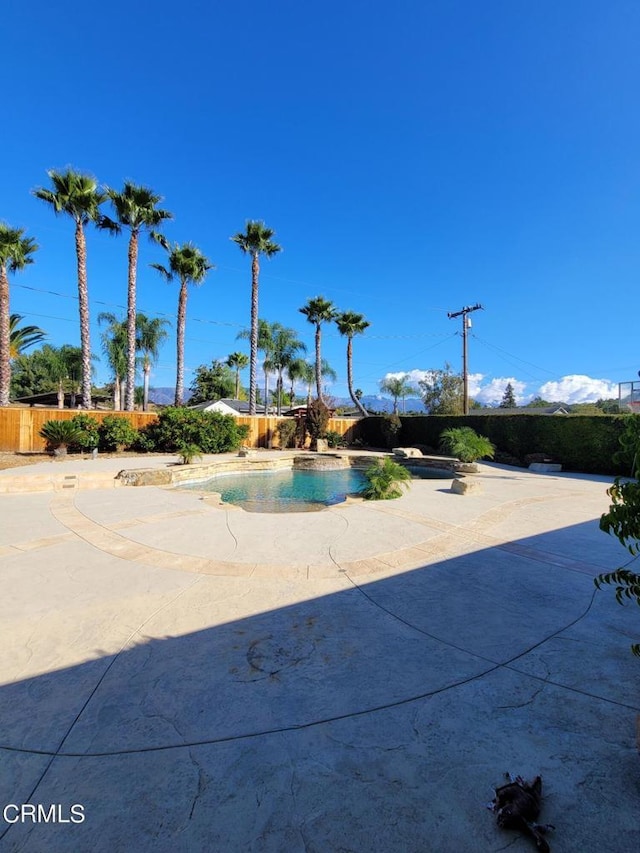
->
xmin=380 ymin=413 xmax=402 ymax=448
xmin=143 ymin=407 xmax=249 ymax=454
xmin=39 ymin=420 xmax=85 ymax=454
xmin=69 ymin=413 xmax=100 ymax=451
xmin=98 ymin=415 xmax=139 ymax=452
xmin=439 ymin=426 xmax=495 ymax=462
xmin=325 ymin=430 xmax=345 ymax=448
xmin=276 ymin=419 xmax=297 ymax=449
xmin=362 ymin=457 xmax=411 ymax=500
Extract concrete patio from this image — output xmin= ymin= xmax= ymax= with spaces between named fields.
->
xmin=0 ymin=455 xmax=638 ymax=851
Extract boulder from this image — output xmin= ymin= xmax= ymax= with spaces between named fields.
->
xmin=451 ymin=478 xmax=483 ymax=495
xmin=392 ymin=447 xmax=423 ymax=458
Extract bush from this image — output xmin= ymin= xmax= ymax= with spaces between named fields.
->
xmin=325 ymin=430 xmax=345 ymax=448
xmin=306 ymin=399 xmax=330 ymax=441
xmin=39 ymin=419 xmax=85 ymax=455
xmin=142 ymin=407 xmax=249 ymax=454
xmin=439 ymin=427 xmax=495 ymax=462
xmin=276 ymin=419 xmax=297 ymax=449
xmin=362 ymin=458 xmax=411 ymax=500
xmin=98 ymin=415 xmax=139 ymax=452
xmin=69 ymin=414 xmax=100 ymax=451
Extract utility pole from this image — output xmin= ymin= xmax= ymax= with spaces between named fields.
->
xmin=447 ymin=303 xmax=483 ymax=414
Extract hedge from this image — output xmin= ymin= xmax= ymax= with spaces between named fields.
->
xmin=356 ymin=414 xmax=630 ymax=475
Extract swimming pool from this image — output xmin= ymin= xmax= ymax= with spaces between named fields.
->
xmin=182 ymin=467 xmax=368 ymax=512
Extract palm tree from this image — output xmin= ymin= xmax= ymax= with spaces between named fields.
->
xmin=136 ymin=313 xmax=170 ymax=411
xmin=151 ymin=242 xmax=213 ymax=406
xmin=335 ymin=311 xmax=370 ymax=416
xmin=299 ymin=296 xmax=336 ymax=404
xmin=288 ymin=357 xmax=336 ymax=407
xmin=0 ymin=225 xmax=38 ymax=406
xmin=98 ymin=312 xmax=128 ymax=410
xmin=101 ymin=183 xmax=173 ymax=412
xmin=380 ymin=374 xmax=415 ymax=415
xmin=9 ymin=314 xmax=46 ymax=359
xmin=231 ymin=221 xmax=282 ymax=414
xmin=269 ymin=324 xmax=306 ymax=415
xmin=33 ymin=169 xmax=106 ymax=409
xmin=226 ymin=352 xmax=249 ymax=400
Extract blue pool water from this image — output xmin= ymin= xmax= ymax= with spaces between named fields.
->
xmin=184 ymin=468 xmax=368 ymax=512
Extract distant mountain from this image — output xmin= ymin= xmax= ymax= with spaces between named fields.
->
xmin=148 ymin=388 xmax=194 ymax=405
xmin=332 ymin=395 xmax=427 ymax=414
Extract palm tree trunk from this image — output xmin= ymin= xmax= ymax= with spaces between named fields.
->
xmin=0 ymin=265 xmax=10 ymax=407
xmin=75 ymin=221 xmax=92 ymax=409
xmin=249 ymin=252 xmax=260 ymax=415
xmin=263 ymin=366 xmax=269 ymax=415
xmin=113 ymin=374 xmax=121 ymax=410
xmin=346 ymin=337 xmax=368 ymax=416
xmin=175 ymin=278 xmax=187 ymax=406
xmin=57 ymin=379 xmax=64 ymax=409
xmin=143 ymin=360 xmax=150 ymax=412
xmin=125 ymin=230 xmax=138 ymax=412
xmin=277 ymin=367 xmax=284 ymax=415
xmin=235 ymin=368 xmax=240 ymax=400
xmin=315 ymin=325 xmax=323 ymax=403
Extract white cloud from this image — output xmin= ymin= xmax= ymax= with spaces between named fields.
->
xmin=469 ymin=375 xmax=527 ymax=406
xmin=537 ymin=375 xmax=619 ymax=404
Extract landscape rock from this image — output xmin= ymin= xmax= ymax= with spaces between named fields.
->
xmin=392 ymin=447 xmax=423 ymax=458
xmin=451 ymin=478 xmax=483 ymax=495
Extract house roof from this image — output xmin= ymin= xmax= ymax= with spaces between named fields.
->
xmin=189 ymin=399 xmax=271 ymax=415
xmin=476 ymin=405 xmax=570 ymax=415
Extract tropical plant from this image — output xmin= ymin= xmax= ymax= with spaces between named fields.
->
xmin=325 ymin=430 xmax=345 ymax=448
xmin=299 ymin=296 xmax=336 ymax=404
xmin=151 ymin=242 xmax=213 ymax=406
xmin=136 ymin=313 xmax=170 ymax=411
xmin=226 ymin=351 xmax=249 ymax=400
xmin=439 ymin=427 xmax=495 ymax=463
xmin=418 ymin=363 xmax=464 ymax=414
xmin=176 ymin=442 xmax=202 ymax=465
xmin=269 ymin=323 xmax=306 ymax=414
xmin=39 ymin=419 xmax=84 ymax=456
xmin=362 ymin=458 xmax=411 ymax=500
xmin=335 ymin=310 xmax=370 ymax=416
xmin=0 ymin=225 xmax=38 ymax=406
xmin=596 ymin=416 xmax=640 ymax=655
xmin=11 ymin=344 xmax=85 ymax=407
xmin=231 ymin=221 xmax=282 ymax=414
xmin=276 ymin=418 xmax=297 ymax=449
xmin=98 ymin=415 xmax=138 ymax=452
xmin=189 ymin=360 xmax=236 ymax=404
xmin=9 ymin=314 xmax=46 ymax=359
xmin=33 ymin=169 xmax=107 ymax=409
xmin=98 ymin=312 xmax=128 ymax=410
xmin=100 ymin=183 xmax=173 ymax=411
xmin=380 ymin=374 xmax=415 ymax=415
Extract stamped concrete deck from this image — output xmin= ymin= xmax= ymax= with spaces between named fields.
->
xmin=0 ymin=454 xmax=638 ymax=851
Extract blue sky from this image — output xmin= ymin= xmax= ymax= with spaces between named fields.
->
xmin=2 ymin=0 xmax=639 ymax=405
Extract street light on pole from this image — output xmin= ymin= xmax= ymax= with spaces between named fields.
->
xmin=447 ymin=303 xmax=483 ymax=415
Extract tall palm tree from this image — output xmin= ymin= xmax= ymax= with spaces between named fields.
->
xmin=380 ymin=374 xmax=415 ymax=415
xmin=0 ymin=225 xmax=38 ymax=406
xmin=335 ymin=311 xmax=370 ymax=416
xmin=299 ymin=296 xmax=336 ymax=404
xmin=231 ymin=221 xmax=282 ymax=414
xmin=33 ymin=169 xmax=106 ymax=409
xmin=237 ymin=318 xmax=276 ymax=412
xmin=269 ymin=324 xmax=306 ymax=414
xmin=9 ymin=314 xmax=46 ymax=359
xmin=151 ymin=242 xmax=213 ymax=406
xmin=226 ymin=351 xmax=249 ymax=400
xmin=101 ymin=183 xmax=173 ymax=411
xmin=98 ymin=312 xmax=128 ymax=410
xmin=136 ymin=313 xmax=170 ymax=411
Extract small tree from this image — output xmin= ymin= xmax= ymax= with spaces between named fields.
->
xmin=499 ymin=382 xmax=517 ymax=408
xmin=189 ymin=360 xmax=236 ymax=404
xmin=418 ymin=363 xmax=463 ymax=414
xmin=306 ymin=398 xmax=330 ymax=445
xmin=596 ymin=416 xmax=640 ymax=655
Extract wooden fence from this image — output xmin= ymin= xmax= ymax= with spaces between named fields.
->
xmin=0 ymin=408 xmax=360 ymax=453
